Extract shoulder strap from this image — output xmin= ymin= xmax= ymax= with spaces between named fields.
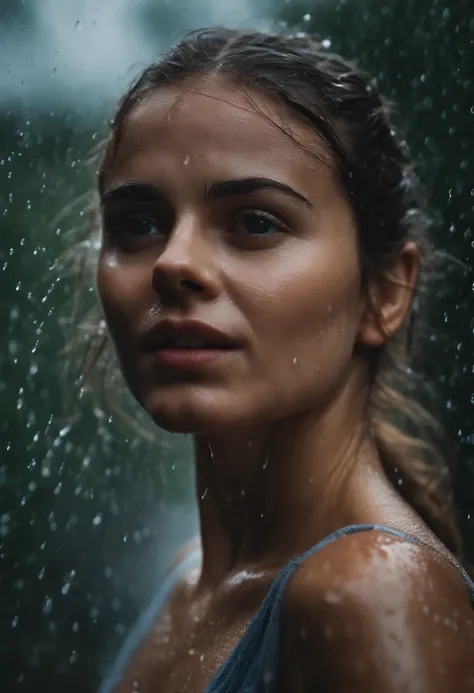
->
xmin=205 ymin=523 xmax=474 ymax=693
xmin=99 ymin=540 xmax=201 ymax=693
xmin=254 ymin=523 xmax=474 ymax=693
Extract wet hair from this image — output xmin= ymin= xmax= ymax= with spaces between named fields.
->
xmin=63 ymin=28 xmax=465 ymax=560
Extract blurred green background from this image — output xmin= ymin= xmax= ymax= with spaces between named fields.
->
xmin=1 ymin=1 xmax=473 ymax=691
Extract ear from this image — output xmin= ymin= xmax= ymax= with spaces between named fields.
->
xmin=358 ymin=241 xmax=419 ymax=348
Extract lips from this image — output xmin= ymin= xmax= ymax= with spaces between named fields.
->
xmin=158 ymin=336 xmax=231 ymax=349
xmin=143 ymin=319 xmax=239 ymax=352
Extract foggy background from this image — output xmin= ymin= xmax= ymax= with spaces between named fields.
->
xmin=1 ymin=0 xmax=473 ymax=691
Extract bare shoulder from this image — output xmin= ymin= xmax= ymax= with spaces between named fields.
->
xmin=104 ymin=541 xmax=201 ymax=693
xmin=281 ymin=529 xmax=474 ymax=693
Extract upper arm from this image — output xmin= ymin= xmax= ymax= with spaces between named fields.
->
xmin=281 ymin=532 xmax=474 ymax=693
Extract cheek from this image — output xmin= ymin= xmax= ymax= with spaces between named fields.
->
xmin=234 ymin=238 xmax=362 ymax=403
xmin=96 ymin=252 xmax=151 ymax=346
xmin=241 ymin=240 xmax=361 ymax=350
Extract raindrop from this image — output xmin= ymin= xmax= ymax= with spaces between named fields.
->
xmin=43 ymin=597 xmax=53 ymax=615
xmin=321 ymin=38 xmax=332 ymax=49
xmin=75 ymin=20 xmax=82 ymax=31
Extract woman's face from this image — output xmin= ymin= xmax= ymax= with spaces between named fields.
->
xmin=97 ymin=77 xmax=365 ymax=433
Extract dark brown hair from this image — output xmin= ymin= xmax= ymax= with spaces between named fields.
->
xmin=62 ymin=28 xmax=465 ymax=561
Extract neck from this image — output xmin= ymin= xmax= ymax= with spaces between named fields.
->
xmin=192 ymin=379 xmax=390 ymax=589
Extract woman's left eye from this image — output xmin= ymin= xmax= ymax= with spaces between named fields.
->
xmin=233 ymin=210 xmax=284 ymax=237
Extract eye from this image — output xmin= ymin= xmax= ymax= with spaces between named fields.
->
xmin=233 ymin=210 xmax=284 ymax=237
xmin=103 ymin=212 xmax=163 ymax=238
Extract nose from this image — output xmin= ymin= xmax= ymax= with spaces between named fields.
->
xmin=151 ymin=218 xmax=220 ymax=303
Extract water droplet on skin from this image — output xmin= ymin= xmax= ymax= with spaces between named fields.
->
xmin=201 ymin=487 xmax=208 ymax=500
xmin=292 ymin=357 xmax=298 ymax=365
xmin=188 ymin=647 xmax=196 ymax=656
xmin=324 ymin=590 xmax=341 ymax=604
xmin=183 ymin=154 xmax=190 ymax=165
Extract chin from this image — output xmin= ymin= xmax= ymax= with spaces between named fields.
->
xmin=141 ymin=388 xmax=237 ymax=435
xmin=148 ymin=408 xmax=229 ymax=435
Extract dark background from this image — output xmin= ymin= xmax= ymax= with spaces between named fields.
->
xmin=1 ymin=1 xmax=473 ymax=691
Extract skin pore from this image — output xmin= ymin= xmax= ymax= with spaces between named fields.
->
xmin=96 ymin=77 xmax=471 ymax=691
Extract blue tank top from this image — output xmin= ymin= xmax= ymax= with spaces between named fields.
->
xmin=99 ymin=524 xmax=474 ymax=693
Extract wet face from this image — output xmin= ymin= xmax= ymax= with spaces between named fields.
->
xmin=97 ymin=77 xmax=365 ymax=433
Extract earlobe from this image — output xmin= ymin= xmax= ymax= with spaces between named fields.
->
xmin=357 ymin=242 xmax=419 ymax=348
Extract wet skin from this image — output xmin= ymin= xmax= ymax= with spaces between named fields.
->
xmin=97 ymin=77 xmax=474 ymax=692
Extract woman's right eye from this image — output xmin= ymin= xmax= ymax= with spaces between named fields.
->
xmin=104 ymin=212 xmax=163 ymax=238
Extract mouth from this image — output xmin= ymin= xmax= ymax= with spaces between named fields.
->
xmin=156 ymin=336 xmax=238 ymax=349
xmin=145 ymin=320 xmax=241 ymax=369
xmin=153 ymin=341 xmax=238 ymax=369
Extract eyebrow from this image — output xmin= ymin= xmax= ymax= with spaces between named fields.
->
xmin=205 ymin=177 xmax=314 ymax=208
xmin=101 ymin=177 xmax=314 ymax=209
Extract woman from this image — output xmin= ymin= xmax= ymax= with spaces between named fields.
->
xmin=73 ymin=28 xmax=474 ymax=692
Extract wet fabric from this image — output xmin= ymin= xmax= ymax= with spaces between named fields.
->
xmin=99 ymin=524 xmax=474 ymax=693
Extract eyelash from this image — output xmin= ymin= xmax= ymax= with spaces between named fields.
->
xmin=103 ymin=209 xmax=287 ymax=242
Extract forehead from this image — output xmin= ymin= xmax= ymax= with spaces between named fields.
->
xmin=104 ymin=76 xmax=336 ymax=191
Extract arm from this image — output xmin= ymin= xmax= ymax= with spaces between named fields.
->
xmin=280 ymin=532 xmax=474 ymax=693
